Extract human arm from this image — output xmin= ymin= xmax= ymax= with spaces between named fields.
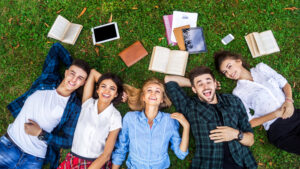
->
xmin=82 ymin=69 xmax=102 ymax=103
xmin=42 ymin=43 xmax=73 ymax=75
xmin=209 ymin=126 xmax=254 ymax=146
xmin=88 ymin=129 xmax=120 ymax=169
xmin=281 ymin=83 xmax=294 ymax=119
xmin=249 ymin=107 xmax=284 ymax=127
xmin=170 ymin=112 xmax=190 ymax=154
xmin=112 ymin=114 xmax=130 ymax=168
xmin=164 ymin=75 xmax=191 ymax=87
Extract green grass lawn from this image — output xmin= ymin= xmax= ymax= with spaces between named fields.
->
xmin=0 ymin=0 xmax=299 ymax=168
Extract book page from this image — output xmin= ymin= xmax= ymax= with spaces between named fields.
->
xmin=149 ymin=46 xmax=170 ymax=73
xmin=62 ymin=23 xmax=83 ymax=45
xmin=48 ymin=15 xmax=70 ymax=40
xmin=253 ymin=32 xmax=265 ymax=55
xmin=249 ymin=33 xmax=261 ymax=57
xmin=259 ymin=30 xmax=280 ymax=54
xmin=166 ymin=50 xmax=189 ymax=76
xmin=171 ymin=11 xmax=198 ymax=42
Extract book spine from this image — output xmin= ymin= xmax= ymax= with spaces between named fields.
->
xmin=163 ymin=15 xmax=176 ymax=46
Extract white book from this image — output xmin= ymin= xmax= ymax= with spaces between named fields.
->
xmin=149 ymin=46 xmax=189 ymax=76
xmin=171 ymin=11 xmax=198 ymax=43
xmin=245 ymin=30 xmax=280 ymax=58
xmin=48 ymin=15 xmax=83 ymax=45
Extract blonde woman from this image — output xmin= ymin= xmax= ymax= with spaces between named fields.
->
xmin=112 ymin=78 xmax=190 ymax=169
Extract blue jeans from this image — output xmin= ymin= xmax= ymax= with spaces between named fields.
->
xmin=0 ymin=135 xmax=44 ymax=169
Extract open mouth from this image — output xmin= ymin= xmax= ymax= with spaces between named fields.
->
xmin=203 ymin=90 xmax=211 ymax=97
xmin=68 ymin=81 xmax=76 ymax=87
xmin=149 ymin=97 xmax=157 ymax=101
xmin=102 ymin=93 xmax=111 ymax=98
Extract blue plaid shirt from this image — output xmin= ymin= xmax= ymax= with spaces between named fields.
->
xmin=7 ymin=43 xmax=81 ymax=169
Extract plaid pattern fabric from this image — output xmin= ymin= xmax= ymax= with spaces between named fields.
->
xmin=7 ymin=43 xmax=82 ymax=169
xmin=166 ymin=82 xmax=257 ymax=169
xmin=58 ymin=153 xmax=112 ymax=169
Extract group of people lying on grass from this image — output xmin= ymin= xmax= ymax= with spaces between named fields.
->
xmin=0 ymin=43 xmax=298 ymax=169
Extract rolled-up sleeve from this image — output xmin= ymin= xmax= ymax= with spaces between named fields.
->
xmin=170 ymin=119 xmax=189 ymax=160
xmin=165 ymin=82 xmax=191 ymax=116
xmin=112 ymin=113 xmax=130 ymax=165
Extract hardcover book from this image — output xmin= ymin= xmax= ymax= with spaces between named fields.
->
xmin=245 ymin=30 xmax=280 ymax=58
xmin=119 ymin=41 xmax=148 ymax=67
xmin=173 ymin=25 xmax=190 ymax=51
xmin=183 ymin=27 xmax=207 ymax=54
xmin=149 ymin=46 xmax=189 ymax=76
xmin=171 ymin=11 xmax=198 ymax=43
xmin=163 ymin=15 xmax=177 ymax=46
xmin=48 ymin=15 xmax=83 ymax=45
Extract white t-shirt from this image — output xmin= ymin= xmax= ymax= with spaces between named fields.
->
xmin=233 ymin=62 xmax=287 ymax=130
xmin=71 ymin=98 xmax=122 ymax=159
xmin=7 ymin=90 xmax=69 ymax=158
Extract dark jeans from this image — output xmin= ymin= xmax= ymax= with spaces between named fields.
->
xmin=0 ymin=135 xmax=44 ymax=169
xmin=267 ymin=109 xmax=300 ymax=155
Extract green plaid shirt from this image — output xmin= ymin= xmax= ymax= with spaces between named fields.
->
xmin=166 ymin=82 xmax=257 ymax=169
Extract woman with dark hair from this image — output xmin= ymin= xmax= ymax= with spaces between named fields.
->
xmin=58 ymin=69 xmax=124 ymax=169
xmin=214 ymin=51 xmax=299 ymax=155
xmin=112 ymin=78 xmax=190 ymax=169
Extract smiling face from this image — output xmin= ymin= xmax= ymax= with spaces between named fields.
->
xmin=97 ymin=79 xmax=118 ymax=104
xmin=62 ymin=65 xmax=88 ymax=92
xmin=219 ymin=58 xmax=243 ymax=80
xmin=192 ymin=74 xmax=218 ymax=104
xmin=142 ymin=83 xmax=164 ymax=107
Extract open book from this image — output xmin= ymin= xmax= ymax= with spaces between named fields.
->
xmin=149 ymin=46 xmax=189 ymax=76
xmin=48 ymin=15 xmax=83 ymax=45
xmin=245 ymin=30 xmax=280 ymax=58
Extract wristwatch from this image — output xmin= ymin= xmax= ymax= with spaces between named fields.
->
xmin=237 ymin=130 xmax=244 ymax=141
xmin=38 ymin=129 xmax=46 ymax=140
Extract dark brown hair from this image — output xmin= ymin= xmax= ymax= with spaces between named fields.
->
xmin=214 ymin=50 xmax=249 ymax=72
xmin=189 ymin=66 xmax=215 ymax=86
xmin=71 ymin=59 xmax=91 ymax=76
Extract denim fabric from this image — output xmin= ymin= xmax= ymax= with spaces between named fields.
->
xmin=0 ymin=135 xmax=44 ymax=169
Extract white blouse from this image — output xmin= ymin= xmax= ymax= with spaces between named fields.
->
xmin=233 ymin=62 xmax=287 ymax=130
xmin=71 ymin=98 xmax=122 ymax=159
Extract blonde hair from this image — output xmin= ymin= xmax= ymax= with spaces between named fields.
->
xmin=124 ymin=78 xmax=172 ymax=111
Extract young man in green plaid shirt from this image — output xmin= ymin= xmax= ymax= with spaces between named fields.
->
xmin=165 ymin=66 xmax=257 ymax=169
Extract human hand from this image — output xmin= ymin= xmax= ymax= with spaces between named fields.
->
xmin=209 ymin=126 xmax=239 ymax=143
xmin=24 ymin=119 xmax=42 ymax=136
xmin=121 ymin=91 xmax=128 ymax=103
xmin=274 ymin=107 xmax=284 ymax=118
xmin=170 ymin=112 xmax=190 ymax=129
xmin=281 ymin=101 xmax=294 ymax=119
xmin=216 ymin=81 xmax=221 ymax=90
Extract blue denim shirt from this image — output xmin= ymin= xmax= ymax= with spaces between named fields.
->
xmin=112 ymin=111 xmax=188 ymax=169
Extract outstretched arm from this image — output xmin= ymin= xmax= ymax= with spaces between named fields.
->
xmin=164 ymin=75 xmax=191 ymax=87
xmin=88 ymin=129 xmax=120 ymax=169
xmin=82 ymin=69 xmax=102 ymax=103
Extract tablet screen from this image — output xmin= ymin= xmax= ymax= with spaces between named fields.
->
xmin=94 ymin=24 xmax=117 ymax=42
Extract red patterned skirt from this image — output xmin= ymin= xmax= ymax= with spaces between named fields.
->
xmin=57 ymin=153 xmax=112 ymax=169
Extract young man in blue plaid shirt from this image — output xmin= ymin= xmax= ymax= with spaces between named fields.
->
xmin=0 ymin=43 xmax=90 ymax=169
xmin=165 ymin=66 xmax=257 ymax=169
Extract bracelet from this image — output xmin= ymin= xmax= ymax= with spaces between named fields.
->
xmin=285 ymin=97 xmax=294 ymax=103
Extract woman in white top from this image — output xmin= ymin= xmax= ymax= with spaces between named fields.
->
xmin=214 ymin=51 xmax=299 ymax=155
xmin=58 ymin=69 xmax=124 ymax=169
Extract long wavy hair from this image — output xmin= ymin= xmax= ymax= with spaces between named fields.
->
xmin=124 ymin=78 xmax=172 ymax=111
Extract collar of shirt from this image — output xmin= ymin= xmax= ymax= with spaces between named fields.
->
xmin=93 ymin=99 xmax=114 ymax=117
xmin=138 ymin=110 xmax=163 ymax=124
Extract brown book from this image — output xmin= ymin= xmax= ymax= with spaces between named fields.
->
xmin=173 ymin=25 xmax=190 ymax=50
xmin=119 ymin=41 xmax=148 ymax=67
